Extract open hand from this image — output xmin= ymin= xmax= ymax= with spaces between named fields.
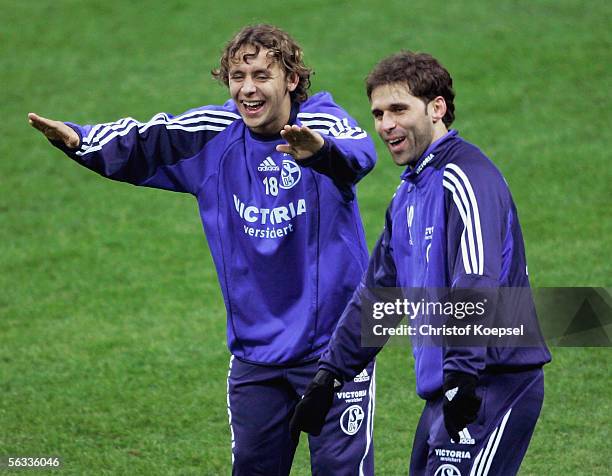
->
xmin=276 ymin=125 xmax=324 ymax=160
xmin=28 ymin=113 xmax=80 ymax=149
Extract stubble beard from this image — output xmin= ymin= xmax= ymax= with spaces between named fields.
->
xmin=403 ymin=123 xmax=435 ymax=167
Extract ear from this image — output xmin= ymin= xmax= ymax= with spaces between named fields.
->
xmin=430 ymin=96 xmax=447 ymax=123
xmin=286 ymin=72 xmax=299 ymax=93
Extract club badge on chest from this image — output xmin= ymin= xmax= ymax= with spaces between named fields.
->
xmin=258 ymin=153 xmax=301 ymax=197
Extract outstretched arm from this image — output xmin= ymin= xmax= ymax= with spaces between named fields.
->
xmin=27 ymin=106 xmax=238 ymax=194
xmin=28 ymin=113 xmax=80 ymax=149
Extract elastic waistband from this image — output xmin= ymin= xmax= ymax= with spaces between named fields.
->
xmin=483 ymin=364 xmax=544 ymax=375
xmin=233 ymin=354 xmax=320 ymax=369
xmin=424 ymin=364 xmax=544 ymax=401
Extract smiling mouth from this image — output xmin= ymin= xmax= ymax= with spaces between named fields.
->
xmin=242 ymin=100 xmax=265 ymax=114
xmin=387 ymin=137 xmax=406 ymax=150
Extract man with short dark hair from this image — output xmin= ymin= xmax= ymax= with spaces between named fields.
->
xmin=29 ymin=24 xmax=376 ymax=476
xmin=291 ymin=51 xmax=551 ymax=475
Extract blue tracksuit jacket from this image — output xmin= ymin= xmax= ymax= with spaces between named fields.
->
xmin=53 ymin=92 xmax=376 ymax=365
xmin=320 ymin=130 xmax=551 ymax=399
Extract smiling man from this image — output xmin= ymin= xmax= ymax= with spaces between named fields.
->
xmin=370 ymin=82 xmax=448 ymax=167
xmin=28 ymin=25 xmax=376 ymax=476
xmin=291 ymin=51 xmax=551 ymax=475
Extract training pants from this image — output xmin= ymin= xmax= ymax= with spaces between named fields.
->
xmin=227 ymin=357 xmax=376 ymax=476
xmin=410 ymin=367 xmax=544 ymax=476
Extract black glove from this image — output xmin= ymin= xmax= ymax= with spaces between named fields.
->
xmin=443 ymin=371 xmax=482 ymax=443
xmin=289 ymin=369 xmax=341 ymax=442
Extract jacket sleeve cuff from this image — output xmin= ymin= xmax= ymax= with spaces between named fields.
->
xmin=317 ymin=361 xmax=345 ymax=383
xmin=49 ymin=123 xmax=83 ymax=156
xmin=297 ymin=138 xmax=332 ymax=167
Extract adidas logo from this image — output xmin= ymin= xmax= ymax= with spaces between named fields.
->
xmin=445 ymin=387 xmax=458 ymax=402
xmin=258 ymin=157 xmax=280 ymax=172
xmin=353 ymin=369 xmax=370 ymax=383
xmin=451 ymin=427 xmax=476 ymax=445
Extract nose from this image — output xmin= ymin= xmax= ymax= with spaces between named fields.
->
xmin=241 ymin=76 xmax=256 ymax=95
xmin=381 ymin=112 xmax=396 ymax=132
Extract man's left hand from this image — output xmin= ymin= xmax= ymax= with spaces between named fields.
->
xmin=443 ymin=371 xmax=482 ymax=443
xmin=276 ymin=125 xmax=324 ymax=160
xmin=289 ymin=369 xmax=339 ymax=443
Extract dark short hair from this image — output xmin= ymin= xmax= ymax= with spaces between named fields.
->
xmin=212 ymin=24 xmax=312 ymax=103
xmin=366 ymin=51 xmax=455 ymax=127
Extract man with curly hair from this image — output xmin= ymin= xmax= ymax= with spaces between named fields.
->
xmin=29 ymin=24 xmax=376 ymax=476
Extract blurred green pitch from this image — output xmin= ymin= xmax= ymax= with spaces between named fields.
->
xmin=1 ymin=1 xmax=610 ymax=474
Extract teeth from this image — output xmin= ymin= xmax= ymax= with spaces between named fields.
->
xmin=389 ymin=138 xmax=404 ymax=145
xmin=244 ymin=101 xmax=264 ymax=107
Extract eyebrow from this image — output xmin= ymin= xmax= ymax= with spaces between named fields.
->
xmin=371 ymin=102 xmax=409 ymax=111
xmin=229 ymin=64 xmax=275 ymax=75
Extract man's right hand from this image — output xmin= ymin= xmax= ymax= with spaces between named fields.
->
xmin=28 ymin=113 xmax=80 ymax=149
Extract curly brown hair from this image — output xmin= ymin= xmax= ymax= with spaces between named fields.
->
xmin=212 ymin=24 xmax=312 ymax=103
xmin=366 ymin=51 xmax=455 ymax=127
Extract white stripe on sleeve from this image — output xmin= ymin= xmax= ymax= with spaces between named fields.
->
xmin=297 ymin=112 xmax=367 ymax=140
xmin=443 ymin=179 xmax=473 ymax=275
xmin=77 ymin=109 xmax=238 ymax=156
xmin=443 ymin=165 xmax=484 ymax=275
xmin=446 ymin=164 xmax=484 ymax=275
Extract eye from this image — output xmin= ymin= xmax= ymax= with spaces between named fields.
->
xmin=230 ymin=73 xmax=244 ymax=81
xmin=255 ymin=73 xmax=270 ymax=80
xmin=372 ymin=110 xmax=383 ymax=120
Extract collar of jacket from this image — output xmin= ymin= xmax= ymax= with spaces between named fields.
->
xmin=247 ymin=101 xmax=300 ymax=142
xmin=401 ymin=129 xmax=458 ymax=182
